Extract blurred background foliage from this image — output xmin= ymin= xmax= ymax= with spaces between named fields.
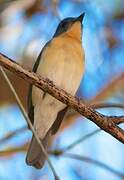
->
xmin=0 ymin=0 xmax=124 ymax=179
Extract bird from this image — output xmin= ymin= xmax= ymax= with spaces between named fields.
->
xmin=26 ymin=13 xmax=85 ymax=169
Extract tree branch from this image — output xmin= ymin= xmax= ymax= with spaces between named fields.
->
xmin=1 ymin=102 xmax=124 ymax=145
xmin=0 ymin=126 xmax=27 ymax=145
xmin=1 ymin=144 xmax=124 ymax=178
xmin=58 ymin=153 xmax=124 ymax=178
xmin=0 ymin=62 xmax=59 ymax=179
xmin=89 ymin=72 xmax=124 ymax=104
xmin=0 ymin=53 xmax=124 ymax=144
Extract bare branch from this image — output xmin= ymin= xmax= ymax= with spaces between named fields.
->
xmin=89 ymin=72 xmax=124 ymax=104
xmin=62 ymin=129 xmax=101 ymax=152
xmin=60 ymin=153 xmax=124 ymax=179
xmin=1 ymin=144 xmax=124 ymax=178
xmin=0 ymin=53 xmax=124 ymax=144
xmin=1 ymin=102 xmax=124 ymax=145
xmin=0 ymin=126 xmax=27 ymax=145
xmin=109 ymin=116 xmax=124 ymax=125
xmin=0 ymin=143 xmax=28 ymax=157
xmin=60 ymin=102 xmax=124 ymax=131
xmin=91 ymin=102 xmax=124 ymax=109
xmin=0 ymin=65 xmax=59 ymax=179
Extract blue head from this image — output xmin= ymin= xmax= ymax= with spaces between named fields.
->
xmin=53 ymin=13 xmax=85 ymax=37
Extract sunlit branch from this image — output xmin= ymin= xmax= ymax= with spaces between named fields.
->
xmin=0 ymin=53 xmax=124 ymax=145
xmin=91 ymin=102 xmax=124 ymax=109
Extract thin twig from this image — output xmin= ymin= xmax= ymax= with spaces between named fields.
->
xmin=0 ymin=102 xmax=124 ymax=146
xmin=0 ymin=143 xmax=28 ymax=157
xmin=1 ymin=144 xmax=124 ymax=179
xmin=61 ymin=153 xmax=124 ymax=179
xmin=112 ymin=117 xmax=124 ymax=125
xmin=61 ymin=112 xmax=124 ymax=152
xmin=62 ymin=129 xmax=101 ymax=152
xmin=0 ymin=66 xmax=59 ymax=180
xmin=92 ymin=102 xmax=124 ymax=109
xmin=48 ymin=129 xmax=101 ymax=156
xmin=60 ymin=102 xmax=124 ymax=132
xmin=89 ymin=72 xmax=124 ymax=104
xmin=1 ymin=101 xmax=124 ymax=153
xmin=63 ymin=100 xmax=124 ymax=151
xmin=0 ymin=126 xmax=27 ymax=145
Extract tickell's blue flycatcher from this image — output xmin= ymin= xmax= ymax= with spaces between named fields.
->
xmin=26 ymin=13 xmax=85 ymax=169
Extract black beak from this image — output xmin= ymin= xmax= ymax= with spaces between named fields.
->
xmin=76 ymin=13 xmax=85 ymax=23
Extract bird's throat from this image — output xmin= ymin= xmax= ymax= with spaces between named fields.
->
xmin=65 ymin=21 xmax=82 ymax=42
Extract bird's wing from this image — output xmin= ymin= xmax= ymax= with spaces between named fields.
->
xmin=28 ymin=41 xmax=50 ymax=125
xmin=51 ymin=106 xmax=68 ymax=134
xmin=28 ymin=41 xmax=68 ymax=131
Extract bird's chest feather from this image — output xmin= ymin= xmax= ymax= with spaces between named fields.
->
xmin=36 ymin=36 xmax=84 ymax=95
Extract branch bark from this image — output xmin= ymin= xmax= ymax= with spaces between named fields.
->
xmin=0 ymin=53 xmax=124 ymax=143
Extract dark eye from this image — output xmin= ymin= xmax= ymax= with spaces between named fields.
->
xmin=61 ymin=22 xmax=68 ymax=29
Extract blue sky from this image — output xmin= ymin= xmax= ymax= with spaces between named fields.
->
xmin=0 ymin=0 xmax=124 ymax=179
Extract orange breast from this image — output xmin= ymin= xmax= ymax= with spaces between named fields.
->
xmin=36 ymin=35 xmax=85 ymax=95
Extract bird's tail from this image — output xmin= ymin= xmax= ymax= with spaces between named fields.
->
xmin=26 ymin=132 xmax=50 ymax=169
